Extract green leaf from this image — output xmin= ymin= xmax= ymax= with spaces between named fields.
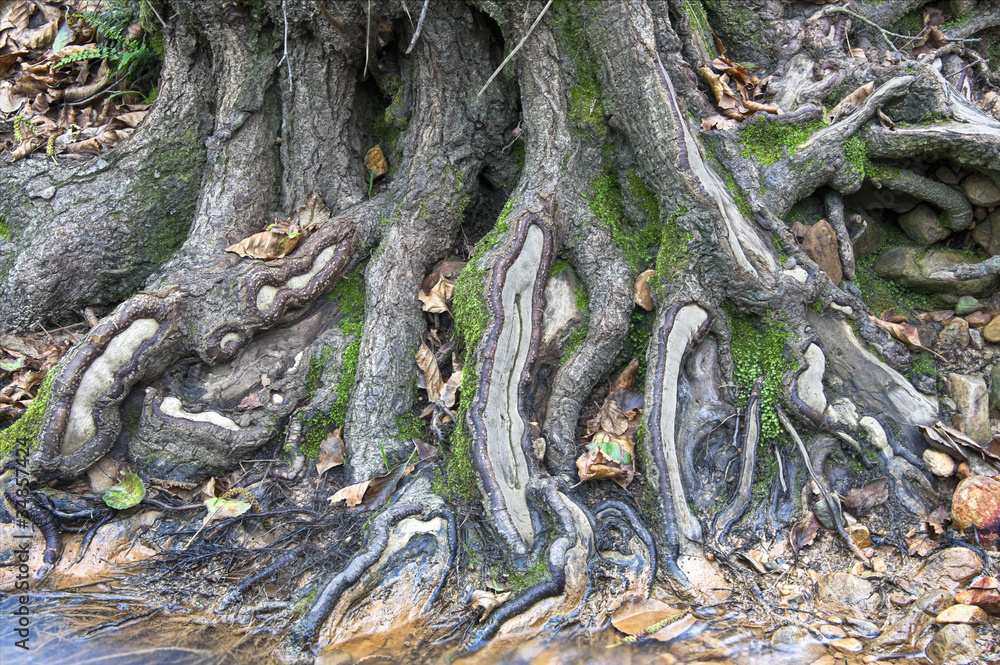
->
xmin=202 ymin=497 xmax=251 ymax=525
xmin=102 ymin=472 xmax=146 ymax=509
xmin=596 ymin=440 xmax=632 ymax=465
xmin=52 ymin=24 xmax=73 ymax=52
xmin=0 ymin=357 xmax=25 ymax=372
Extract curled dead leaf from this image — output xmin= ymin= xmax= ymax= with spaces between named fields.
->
xmin=316 ymin=427 xmax=345 ymax=476
xmin=790 ymin=511 xmax=820 ymax=554
xmin=634 ymin=270 xmax=655 ymax=311
xmin=841 ymin=477 xmax=889 ymax=516
xmin=226 ymin=229 xmax=300 ymax=260
xmin=416 ymin=343 xmax=445 ymax=403
xmin=829 ymin=82 xmax=873 ymax=122
xmin=470 ymin=589 xmax=510 ymax=620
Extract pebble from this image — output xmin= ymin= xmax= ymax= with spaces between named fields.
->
xmin=831 ymin=637 xmax=863 ymax=653
xmin=963 ymin=173 xmax=1000 ymax=207
xmin=923 ymin=449 xmax=957 ymax=477
xmin=983 ymin=314 xmax=1000 ymax=343
xmin=935 ymin=603 xmax=988 ymax=624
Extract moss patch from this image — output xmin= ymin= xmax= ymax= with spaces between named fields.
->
xmin=725 ymin=307 xmax=794 ymax=442
xmin=587 ymin=172 xmax=661 ymax=273
xmin=298 ymin=266 xmax=366 ymax=459
xmin=446 ymin=200 xmax=515 ymax=500
xmin=654 ymin=207 xmax=691 ymax=288
xmin=853 ymin=227 xmax=931 ymax=314
xmin=738 ymin=120 xmax=826 ymax=166
xmin=552 ymin=0 xmax=608 ymax=140
xmin=0 ymin=370 xmax=55 ymax=456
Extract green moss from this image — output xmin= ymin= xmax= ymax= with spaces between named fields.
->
xmin=719 ymin=168 xmax=753 ymax=218
xmin=508 ymin=557 xmax=548 ymax=592
xmin=512 ymin=141 xmax=525 ymax=169
xmin=890 ymin=9 xmax=923 ymax=36
xmin=702 ymin=0 xmax=764 ymax=53
xmin=853 ymin=228 xmax=931 ymax=314
xmin=0 ymin=219 xmax=10 ymax=241
xmin=587 ymin=172 xmax=661 ymax=273
xmin=121 ymin=403 xmax=141 ymax=434
xmin=654 ymin=207 xmax=691 ymax=288
xmin=298 ymin=266 xmax=366 ymax=459
xmin=908 ymin=351 xmax=939 ymax=381
xmin=396 ymin=412 xmax=425 ymax=441
xmin=305 ymin=347 xmax=334 ymax=400
xmin=725 ymin=307 xmax=794 ymax=442
xmin=683 ymin=0 xmax=717 ymax=58
xmin=552 ymin=0 xmax=608 ymax=139
xmin=623 ymin=309 xmax=656 ymax=387
xmin=844 ymin=135 xmax=870 ymax=179
xmin=0 ymin=371 xmax=55 ymax=455
xmin=738 ymin=120 xmax=826 ymax=166
xmin=446 ymin=200 xmax=516 ymax=500
xmin=291 ymin=586 xmax=319 ymax=619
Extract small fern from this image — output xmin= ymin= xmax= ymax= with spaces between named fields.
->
xmin=58 ymin=0 xmax=160 ymax=91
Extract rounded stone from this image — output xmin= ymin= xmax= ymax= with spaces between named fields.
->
xmin=923 ymin=449 xmax=957 ymax=477
xmin=983 ymin=315 xmax=1000 ymax=343
xmin=963 ymin=173 xmax=1000 ymax=207
xmin=951 ymin=476 xmax=1000 ymax=546
xmin=926 ymin=624 xmax=981 ymax=665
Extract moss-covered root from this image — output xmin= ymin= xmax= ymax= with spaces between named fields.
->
xmin=867 ymin=165 xmax=973 ymax=231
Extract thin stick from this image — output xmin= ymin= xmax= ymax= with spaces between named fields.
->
xmin=146 ymin=0 xmax=168 ymax=31
xmin=405 ymin=0 xmax=429 ymax=54
xmin=478 ymin=0 xmax=554 ymax=97
xmin=364 ymin=0 xmax=371 ymax=80
xmin=281 ymin=0 xmax=292 ymax=95
xmin=400 ymin=0 xmax=413 ymax=27
xmin=776 ymin=406 xmax=868 ymax=564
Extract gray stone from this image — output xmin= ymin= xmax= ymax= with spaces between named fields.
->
xmin=970 ymin=328 xmax=983 ymax=350
xmin=926 ymin=624 xmax=981 ymax=665
xmin=939 ymin=318 xmax=970 ymax=350
xmin=972 ymin=211 xmax=1000 ymax=256
xmin=990 ymin=363 xmax=1000 ymax=412
xmin=955 ymin=296 xmax=981 ymax=315
xmin=936 ymin=166 xmax=959 ymax=185
xmin=874 ymin=247 xmax=999 ymax=295
xmin=899 ymin=204 xmax=950 ymax=245
xmin=869 ymin=590 xmax=953 ymax=652
xmin=949 ymin=373 xmax=990 ymax=443
xmin=963 ymin=173 xmax=1000 ymax=207
xmin=817 ymin=572 xmax=878 ymax=618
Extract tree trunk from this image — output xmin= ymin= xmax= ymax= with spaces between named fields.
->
xmin=5 ymin=0 xmax=1000 ymax=660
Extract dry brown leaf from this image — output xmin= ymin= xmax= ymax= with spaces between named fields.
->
xmin=5 ymin=0 xmax=32 ymax=32
xmin=921 ymin=421 xmax=1000 ymax=464
xmin=829 ymin=81 xmax=874 ymax=122
xmin=790 ymin=511 xmax=821 ymax=553
xmin=440 ymin=368 xmax=462 ymax=408
xmin=470 ymin=589 xmax=510 ymax=620
xmin=926 ymin=505 xmax=951 ymax=535
xmin=870 ymin=315 xmax=938 ymax=355
xmin=905 ymin=533 xmax=939 ymax=557
xmin=235 ymin=392 xmax=264 ymax=411
xmin=114 ymin=111 xmax=147 ymax=128
xmin=17 ymin=20 xmax=58 ymax=49
xmin=849 ymin=47 xmax=867 ymax=61
xmin=415 ymin=343 xmax=444 ymax=403
xmin=418 ymin=275 xmax=454 ymax=313
xmin=634 ymin=269 xmax=655 ymax=311
xmin=292 ymin=191 xmax=330 ymax=233
xmin=364 ymin=144 xmax=388 ymax=178
xmin=329 ymin=479 xmax=370 ymax=507
xmin=701 ymin=114 xmax=739 ymax=131
xmin=316 ymin=427 xmax=345 ymax=476
xmin=611 ymin=598 xmax=677 ymax=635
xmin=842 ymin=477 xmax=889 ymax=516
xmin=226 ymin=229 xmax=300 ymax=260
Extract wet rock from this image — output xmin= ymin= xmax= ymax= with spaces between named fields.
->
xmin=936 ymin=166 xmax=959 ymax=185
xmin=991 ymin=364 xmax=1000 ymax=411
xmin=817 ymin=573 xmax=878 ymax=618
xmin=972 ymin=211 xmax=1000 ymax=256
xmin=817 ymin=624 xmax=846 ymax=640
xmin=914 ymin=548 xmax=984 ymax=592
xmin=771 ymin=625 xmax=826 ymax=660
xmin=955 ymin=296 xmax=981 ymax=316
xmin=951 ymin=476 xmax=1000 ymax=547
xmin=935 ymin=603 xmax=988 ymax=624
xmin=939 ymin=318 xmax=970 ymax=350
xmin=949 ymin=373 xmax=990 ymax=443
xmin=792 ymin=220 xmax=842 ymax=284
xmin=963 ymin=173 xmax=1000 ymax=207
xmin=926 ymin=624 xmax=981 ymax=665
xmin=923 ymin=449 xmax=957 ymax=477
xmin=969 ymin=328 xmax=983 ymax=350
xmin=869 ymin=590 xmax=953 ymax=651
xmin=966 ymin=310 xmax=992 ymax=328
xmin=899 ymin=204 xmax=950 ymax=245
xmin=955 ymin=576 xmax=1000 ymax=615
xmin=831 ymin=637 xmax=863 ymax=653
xmin=873 ymin=247 xmax=998 ymax=295
xmin=984 ymin=315 xmax=1000 ymax=343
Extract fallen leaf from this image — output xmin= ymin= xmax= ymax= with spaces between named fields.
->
xmin=904 ymin=533 xmax=939 ymax=557
xmin=329 ymin=479 xmax=370 ymax=508
xmin=292 ymin=191 xmax=331 ymax=233
xmin=829 ymin=82 xmax=874 ymax=122
xmin=235 ymin=392 xmax=264 ymax=411
xmin=701 ymin=114 xmax=739 ymax=131
xmin=102 ymin=472 xmax=146 ymax=510
xmin=316 ymin=427 xmax=345 ymax=476
xmin=870 ymin=315 xmax=938 ymax=355
xmin=634 ymin=270 xmax=655 ymax=311
xmin=842 ymin=477 xmax=889 ymax=516
xmin=926 ymin=505 xmax=951 ymax=534
xmin=364 ymin=144 xmax=388 ymax=178
xmin=202 ymin=496 xmax=251 ymax=526
xmin=225 ymin=229 xmax=300 ymax=260
xmin=611 ymin=598 xmax=678 ymax=635
xmin=416 ymin=343 xmax=444 ymax=403
xmin=470 ymin=589 xmax=510 ymax=620
xmin=439 ymin=368 xmax=462 ymax=408
xmin=790 ymin=511 xmax=821 ymax=553
xmin=418 ymin=261 xmax=464 ymax=314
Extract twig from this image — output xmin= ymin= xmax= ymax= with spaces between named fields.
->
xmin=775 ymin=405 xmax=869 ymax=564
xmin=823 ymin=6 xmax=913 ymax=51
xmin=364 ymin=0 xmax=371 ymax=80
xmin=146 ymin=0 xmax=168 ymax=31
xmin=405 ymin=0 xmax=429 ymax=55
xmin=478 ymin=0 xmax=554 ymax=97
xmin=278 ymin=0 xmax=293 ymax=95
xmin=400 ymin=0 xmax=413 ymax=27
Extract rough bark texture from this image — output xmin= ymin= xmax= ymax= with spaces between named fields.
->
xmin=4 ymin=0 xmax=1000 ymax=659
